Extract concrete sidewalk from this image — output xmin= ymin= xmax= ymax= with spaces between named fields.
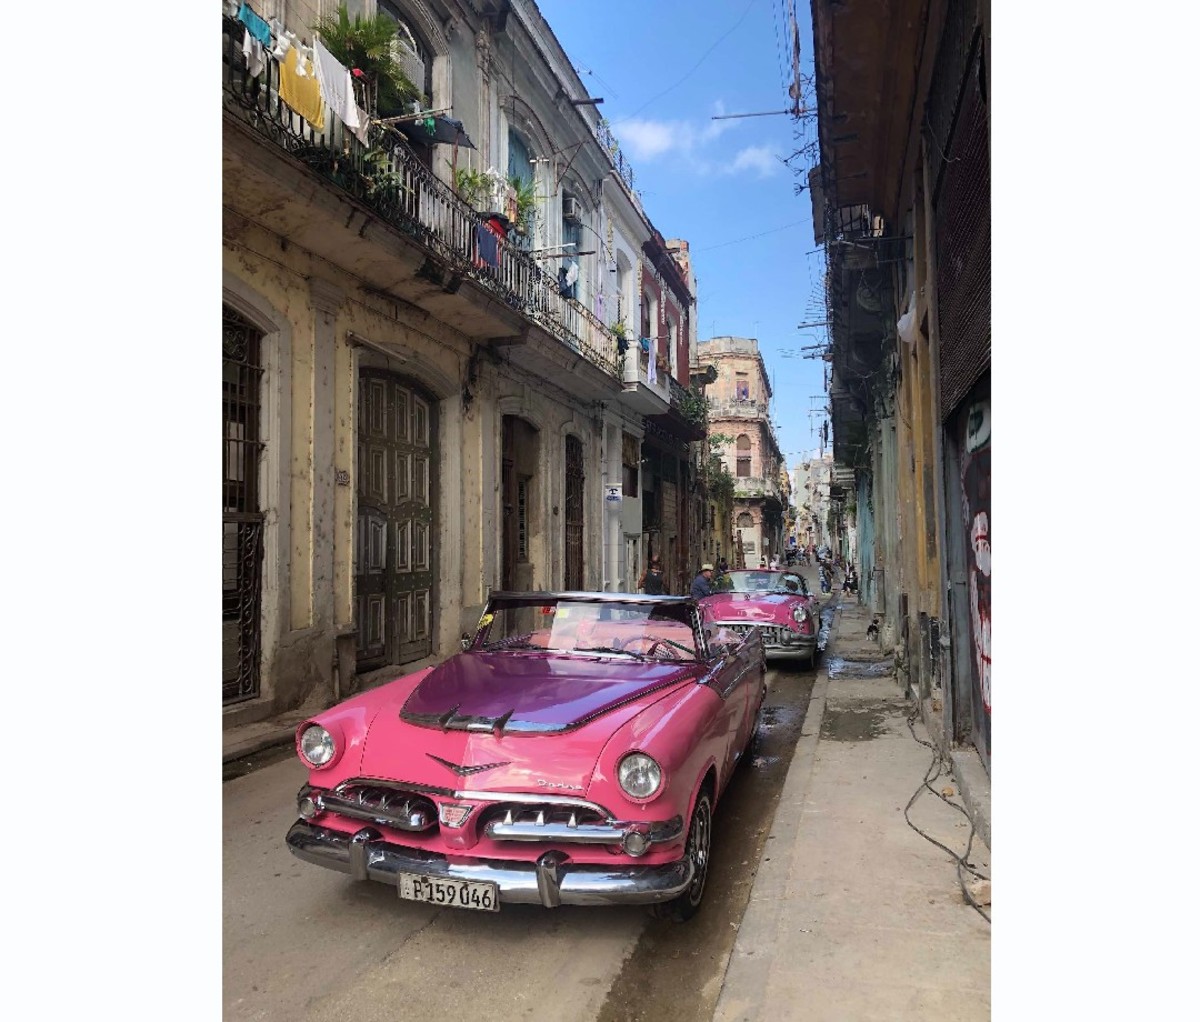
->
xmin=714 ymin=597 xmax=991 ymax=1022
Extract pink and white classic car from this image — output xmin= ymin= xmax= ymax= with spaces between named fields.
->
xmin=285 ymin=591 xmax=766 ymax=920
xmin=701 ymin=569 xmax=821 ymax=668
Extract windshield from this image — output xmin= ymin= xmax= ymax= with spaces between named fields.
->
xmin=714 ymin=570 xmax=810 ymax=596
xmin=473 ymin=596 xmax=701 ymax=661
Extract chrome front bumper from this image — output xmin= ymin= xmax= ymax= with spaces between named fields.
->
xmin=285 ymin=820 xmax=694 ymax=908
xmin=763 ymin=635 xmax=817 ymax=658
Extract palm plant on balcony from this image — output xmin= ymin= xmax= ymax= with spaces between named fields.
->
xmin=453 ymin=168 xmax=492 ymax=209
xmin=314 ymin=5 xmax=419 ymax=118
xmin=506 ymin=176 xmax=538 ymax=235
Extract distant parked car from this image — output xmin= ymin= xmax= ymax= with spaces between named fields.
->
xmin=285 ymin=591 xmax=766 ymax=921
xmin=701 ymin=569 xmax=820 ymax=668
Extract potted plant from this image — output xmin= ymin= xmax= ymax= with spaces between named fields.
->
xmin=453 ymin=167 xmax=492 ymax=209
xmin=314 ymin=4 xmax=418 ymax=118
xmin=507 ymin=176 xmax=537 ymax=235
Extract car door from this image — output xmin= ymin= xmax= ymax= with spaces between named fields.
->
xmin=702 ymin=614 xmax=758 ymax=779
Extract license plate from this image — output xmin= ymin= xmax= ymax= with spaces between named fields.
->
xmin=397 ymin=872 xmax=500 ymax=912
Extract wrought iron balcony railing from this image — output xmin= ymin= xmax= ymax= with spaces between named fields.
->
xmin=733 ymin=475 xmax=784 ymax=500
xmin=708 ymin=398 xmax=770 ymax=419
xmin=221 ymin=16 xmax=619 ymax=376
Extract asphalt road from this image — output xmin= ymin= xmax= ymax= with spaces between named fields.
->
xmin=223 ymin=663 xmax=817 ymax=1022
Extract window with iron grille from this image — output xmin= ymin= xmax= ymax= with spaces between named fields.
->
xmin=517 ymin=479 xmax=529 ymax=561
xmin=223 ymin=306 xmax=266 ymax=704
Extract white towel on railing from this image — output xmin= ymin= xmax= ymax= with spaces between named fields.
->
xmin=313 ymin=38 xmax=369 ymax=145
xmin=242 ymin=27 xmax=265 ymax=79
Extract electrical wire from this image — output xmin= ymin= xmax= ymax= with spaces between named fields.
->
xmin=611 ymin=0 xmax=760 ymax=126
xmin=903 ymin=705 xmax=991 ymax=923
xmin=695 ymin=217 xmax=811 ymax=252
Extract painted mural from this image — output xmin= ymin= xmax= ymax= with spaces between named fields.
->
xmin=959 ymin=392 xmax=991 ymax=760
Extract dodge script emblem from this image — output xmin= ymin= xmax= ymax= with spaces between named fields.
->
xmin=426 ymin=754 xmax=511 ymax=777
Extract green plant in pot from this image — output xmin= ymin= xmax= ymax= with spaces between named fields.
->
xmin=314 ymin=5 xmax=419 ymax=118
xmin=507 ymin=176 xmax=538 ymax=235
xmin=454 ymin=168 xmax=492 ymax=209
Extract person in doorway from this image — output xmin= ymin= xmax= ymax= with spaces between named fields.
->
xmin=638 ymin=556 xmax=667 ymax=595
xmin=690 ymin=563 xmax=715 ymax=599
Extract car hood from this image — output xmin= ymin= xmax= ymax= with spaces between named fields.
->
xmin=352 ymin=653 xmax=698 ymax=796
xmin=702 ymin=591 xmax=812 ymax=627
xmin=400 ymin=651 xmax=696 ymax=733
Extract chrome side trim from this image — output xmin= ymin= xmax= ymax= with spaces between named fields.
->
xmin=286 ymin=820 xmax=694 ymax=907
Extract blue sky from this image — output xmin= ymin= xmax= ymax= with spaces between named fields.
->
xmin=537 ymin=0 xmax=828 ymax=466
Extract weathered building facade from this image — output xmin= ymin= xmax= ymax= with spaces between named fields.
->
xmin=222 ymin=0 xmax=705 ymax=726
xmin=698 ymin=337 xmax=786 ymax=568
xmin=810 ymin=0 xmax=991 ymax=773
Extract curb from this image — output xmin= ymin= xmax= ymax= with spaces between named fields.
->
xmin=712 ymin=646 xmax=834 ymax=1021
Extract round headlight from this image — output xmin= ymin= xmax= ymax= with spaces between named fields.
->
xmin=792 ymin=605 xmax=808 ymax=624
xmin=299 ymin=725 xmax=336 ymax=767
xmin=618 ymin=753 xmax=662 ymax=799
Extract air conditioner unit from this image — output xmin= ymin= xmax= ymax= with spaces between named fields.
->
xmin=562 ymin=196 xmax=581 ymax=223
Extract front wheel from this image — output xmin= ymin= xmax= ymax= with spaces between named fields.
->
xmin=653 ymin=791 xmax=713 ymax=922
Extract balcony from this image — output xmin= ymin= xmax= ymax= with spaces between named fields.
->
xmin=708 ymin=398 xmax=770 ymax=420
xmin=733 ymin=475 xmax=784 ymax=504
xmin=620 ymin=346 xmax=670 ymax=414
xmin=221 ymin=16 xmax=620 ymax=394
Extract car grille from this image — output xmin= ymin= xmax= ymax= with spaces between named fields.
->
xmin=324 ymin=783 xmax=439 ymax=832
xmin=479 ymin=803 xmax=612 ymax=844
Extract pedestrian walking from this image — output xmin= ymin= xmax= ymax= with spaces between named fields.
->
xmin=638 ymin=556 xmax=667 ymax=595
xmin=690 ymin=563 xmax=715 ymax=599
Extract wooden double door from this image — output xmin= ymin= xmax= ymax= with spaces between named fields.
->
xmin=356 ymin=371 xmax=437 ymax=670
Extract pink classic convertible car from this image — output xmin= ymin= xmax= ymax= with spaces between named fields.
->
xmin=286 ymin=591 xmax=766 ymax=920
xmin=701 ymin=569 xmax=821 ymax=668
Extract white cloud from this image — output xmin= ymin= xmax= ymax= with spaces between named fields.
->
xmin=726 ymin=145 xmax=781 ymax=178
xmin=609 ymin=105 xmax=780 ymax=180
xmin=618 ymin=119 xmax=679 ymax=160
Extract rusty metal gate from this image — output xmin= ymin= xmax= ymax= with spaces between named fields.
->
xmin=222 ymin=306 xmax=265 ymax=704
xmin=564 ymin=435 xmax=584 ymax=589
xmin=356 ymin=371 xmax=437 ymax=670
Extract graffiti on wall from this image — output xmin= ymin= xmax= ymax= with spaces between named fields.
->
xmin=961 ymin=398 xmax=991 ymax=717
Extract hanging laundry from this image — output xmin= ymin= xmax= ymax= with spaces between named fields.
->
xmin=278 ymin=45 xmax=325 ymax=131
xmin=646 ymin=343 xmax=658 ymax=384
xmin=313 ymin=38 xmax=368 ymax=144
xmin=237 ymin=3 xmax=272 ymax=48
xmin=563 ymin=260 xmax=579 ymax=287
xmin=269 ymin=19 xmax=291 ymax=61
xmin=242 ymin=28 xmax=266 ymax=79
xmin=225 ymin=0 xmax=240 ymax=17
xmin=476 ymin=222 xmax=502 ymax=269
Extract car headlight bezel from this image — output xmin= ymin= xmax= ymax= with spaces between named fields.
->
xmin=618 ymin=752 xmax=663 ymax=801
xmin=298 ymin=724 xmax=337 ymax=768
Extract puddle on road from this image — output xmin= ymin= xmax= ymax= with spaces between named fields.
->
xmin=824 ymin=656 xmax=894 ymax=679
xmin=819 ymin=704 xmax=892 ymax=741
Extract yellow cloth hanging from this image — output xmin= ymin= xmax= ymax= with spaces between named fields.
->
xmin=278 ymin=46 xmax=324 ymax=131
